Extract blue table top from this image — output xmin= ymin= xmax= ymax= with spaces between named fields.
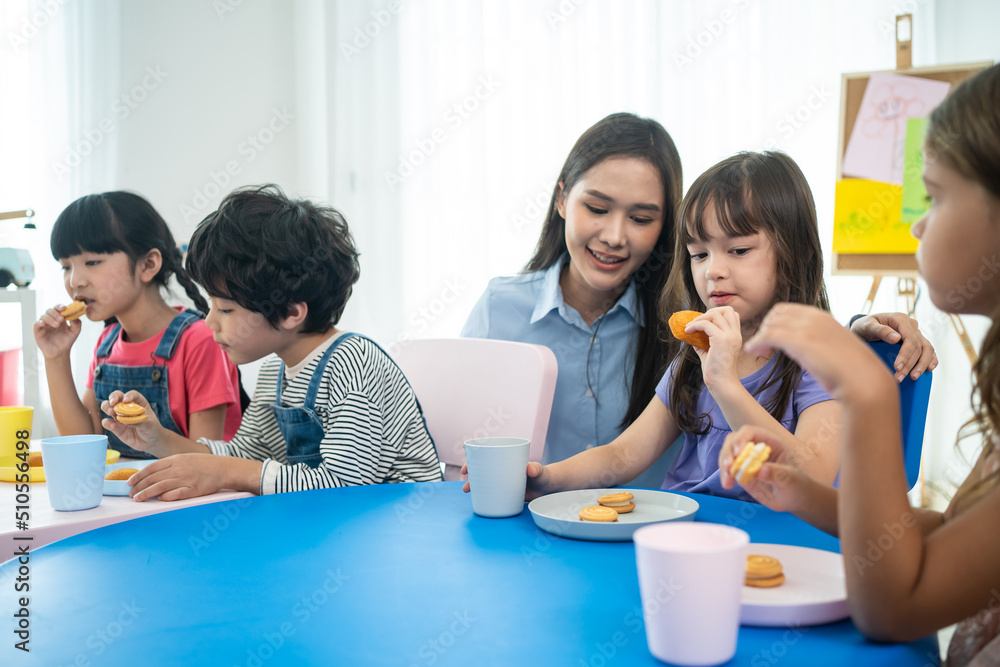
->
xmin=1 ymin=482 xmax=938 ymax=666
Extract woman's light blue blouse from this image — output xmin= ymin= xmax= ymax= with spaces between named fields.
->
xmin=461 ymin=257 xmax=676 ymax=488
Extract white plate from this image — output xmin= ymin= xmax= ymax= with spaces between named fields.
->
xmin=740 ymin=543 xmax=849 ymax=627
xmin=528 ymin=488 xmax=699 ymax=542
xmin=104 ymin=460 xmax=154 ymax=496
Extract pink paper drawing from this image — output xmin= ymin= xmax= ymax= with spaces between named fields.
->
xmin=842 ymin=72 xmax=950 ymax=185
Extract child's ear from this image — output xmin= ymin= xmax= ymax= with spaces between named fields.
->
xmin=555 ymin=181 xmax=567 ymax=219
xmin=280 ymin=302 xmax=309 ymax=331
xmin=137 ymin=249 xmax=163 ymax=284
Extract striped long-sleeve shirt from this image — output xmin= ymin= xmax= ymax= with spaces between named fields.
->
xmin=201 ymin=335 xmax=442 ymax=494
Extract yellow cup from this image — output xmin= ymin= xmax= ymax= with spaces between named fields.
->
xmin=0 ymin=407 xmax=33 ymax=467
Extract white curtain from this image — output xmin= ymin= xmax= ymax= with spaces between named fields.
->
xmin=1 ymin=0 xmax=122 ymax=438
xmin=4 ymin=0 xmax=989 ymax=503
xmin=380 ymin=0 xmax=974 ymax=504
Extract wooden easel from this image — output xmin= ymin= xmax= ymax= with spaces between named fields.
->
xmin=834 ymin=16 xmax=993 ymax=506
xmin=835 ymin=15 xmax=986 ymax=367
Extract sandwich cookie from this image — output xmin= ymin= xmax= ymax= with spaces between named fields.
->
xmin=729 ymin=442 xmax=771 ymax=486
xmin=579 ymin=506 xmax=619 ymax=522
xmin=60 ymin=301 xmax=87 ymax=322
xmin=114 ymin=402 xmax=148 ymax=425
xmin=744 ymin=554 xmax=785 ymax=588
xmin=598 ymin=492 xmax=636 ymax=514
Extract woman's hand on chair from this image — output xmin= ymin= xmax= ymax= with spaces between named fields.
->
xmin=850 ymin=312 xmax=938 ymax=382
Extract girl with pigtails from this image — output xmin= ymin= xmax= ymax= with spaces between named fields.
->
xmin=35 ymin=192 xmax=243 ymax=458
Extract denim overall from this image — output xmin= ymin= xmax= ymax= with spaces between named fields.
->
xmin=271 ymin=333 xmax=428 ymax=468
xmin=93 ymin=310 xmax=201 ymax=459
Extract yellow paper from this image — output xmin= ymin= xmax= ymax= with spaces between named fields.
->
xmin=832 ymin=179 xmax=915 ymax=254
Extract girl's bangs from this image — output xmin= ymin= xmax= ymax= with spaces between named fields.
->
xmin=50 ymin=196 xmax=128 ymax=259
xmin=682 ymin=181 xmax=760 ymax=245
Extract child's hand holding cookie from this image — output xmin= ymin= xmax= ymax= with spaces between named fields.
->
xmin=100 ymin=390 xmax=164 ymax=454
xmin=719 ymin=425 xmax=807 ymax=513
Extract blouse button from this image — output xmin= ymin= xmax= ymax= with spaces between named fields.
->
xmin=585 ymin=389 xmax=594 ymax=397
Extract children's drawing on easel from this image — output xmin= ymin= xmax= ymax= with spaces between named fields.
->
xmin=842 ymin=72 xmax=950 ymax=184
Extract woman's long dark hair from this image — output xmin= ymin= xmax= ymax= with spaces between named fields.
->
xmin=50 ymin=191 xmax=209 ymax=315
xmin=525 ymin=112 xmax=683 ymax=427
xmin=660 ymin=152 xmax=829 ymax=435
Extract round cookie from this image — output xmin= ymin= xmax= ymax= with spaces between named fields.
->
xmin=26 ymin=452 xmax=43 ymax=467
xmin=598 ymin=492 xmax=636 ymax=514
xmin=578 ymin=506 xmax=619 ymax=522
xmin=60 ymin=300 xmax=87 ymax=322
xmin=730 ymin=442 xmax=771 ymax=485
xmin=105 ymin=467 xmax=139 ymax=481
xmin=668 ymin=310 xmax=711 ymax=350
xmin=605 ymin=501 xmax=636 ymax=514
xmin=745 ymin=573 xmax=785 ymax=588
xmin=114 ymin=401 xmax=148 ymax=425
xmin=745 ymin=555 xmax=783 ymax=579
xmin=745 ymin=554 xmax=785 ymax=588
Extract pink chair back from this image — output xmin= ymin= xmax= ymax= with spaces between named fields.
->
xmin=392 ymin=338 xmax=558 ymax=481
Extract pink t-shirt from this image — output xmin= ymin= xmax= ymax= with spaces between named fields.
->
xmin=87 ymin=309 xmax=242 ymax=440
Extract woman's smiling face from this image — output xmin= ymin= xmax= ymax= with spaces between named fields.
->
xmin=558 ymin=156 xmax=665 ymax=312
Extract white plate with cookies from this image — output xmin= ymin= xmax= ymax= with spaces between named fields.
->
xmin=528 ymin=488 xmax=698 ymax=542
xmin=104 ymin=460 xmax=154 ymax=496
xmin=740 ymin=543 xmax=849 ymax=626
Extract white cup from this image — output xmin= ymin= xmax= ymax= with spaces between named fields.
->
xmin=633 ymin=522 xmax=749 ymax=666
xmin=40 ymin=434 xmax=108 ymax=511
xmin=464 ymin=437 xmax=530 ymax=518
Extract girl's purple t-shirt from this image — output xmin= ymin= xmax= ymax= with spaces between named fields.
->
xmin=655 ymin=355 xmax=833 ymax=502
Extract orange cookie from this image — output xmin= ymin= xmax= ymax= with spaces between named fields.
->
xmin=668 ymin=310 xmax=710 ymax=350
xmin=745 ymin=554 xmax=785 ymax=588
xmin=729 ymin=442 xmax=771 ymax=486
xmin=598 ymin=492 xmax=636 ymax=514
xmin=745 ymin=573 xmax=785 ymax=588
xmin=105 ymin=467 xmax=139 ymax=481
xmin=579 ymin=506 xmax=619 ymax=522
xmin=60 ymin=300 xmax=87 ymax=322
xmin=114 ymin=401 xmax=148 ymax=425
xmin=26 ymin=452 xmax=43 ymax=467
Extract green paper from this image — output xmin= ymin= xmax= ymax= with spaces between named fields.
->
xmin=900 ymin=117 xmax=930 ymax=223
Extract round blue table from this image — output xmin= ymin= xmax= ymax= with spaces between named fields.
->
xmin=1 ymin=482 xmax=938 ymax=666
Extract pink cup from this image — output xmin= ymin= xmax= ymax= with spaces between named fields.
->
xmin=633 ymin=522 xmax=749 ymax=666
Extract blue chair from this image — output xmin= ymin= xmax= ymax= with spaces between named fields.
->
xmin=832 ymin=341 xmax=932 ymax=490
xmin=867 ymin=341 xmax=933 ymax=490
